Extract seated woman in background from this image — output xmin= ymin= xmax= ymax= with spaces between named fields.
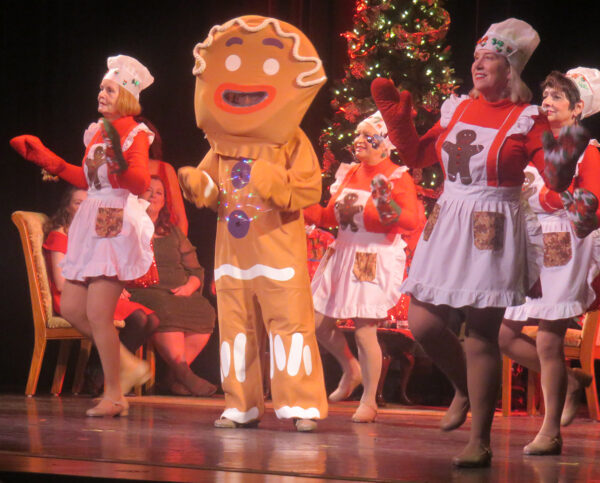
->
xmin=305 ymin=111 xmax=424 ymax=423
xmin=43 ymin=186 xmax=158 ymax=394
xmin=129 ymin=175 xmax=217 ymax=396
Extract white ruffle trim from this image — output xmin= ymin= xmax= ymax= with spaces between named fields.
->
xmin=440 ymin=94 xmax=469 ymax=128
xmin=122 ymin=122 xmax=155 ymax=151
xmin=504 ymin=105 xmax=540 ymax=138
xmin=83 ymin=122 xmax=101 ymax=147
xmin=330 ymin=162 xmax=358 ymax=195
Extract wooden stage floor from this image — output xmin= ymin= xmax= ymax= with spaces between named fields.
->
xmin=0 ymin=394 xmax=599 ymax=482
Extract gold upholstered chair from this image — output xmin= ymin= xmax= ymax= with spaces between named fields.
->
xmin=502 ymin=310 xmax=600 ymax=420
xmin=12 ymin=210 xmax=92 ymax=396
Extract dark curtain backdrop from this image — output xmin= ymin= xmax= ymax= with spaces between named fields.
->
xmin=1 ymin=0 xmax=598 ymax=392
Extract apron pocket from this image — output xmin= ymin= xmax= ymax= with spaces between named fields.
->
xmin=95 ymin=207 xmax=124 ymax=238
xmin=353 ymin=252 xmax=377 ymax=282
xmin=543 ymin=232 xmax=572 ymax=267
xmin=423 ymin=203 xmax=440 ymax=241
xmin=472 ymin=211 xmax=505 ymax=250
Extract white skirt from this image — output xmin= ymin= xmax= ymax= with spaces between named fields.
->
xmin=311 ymin=230 xmax=407 ymax=319
xmin=61 ymin=188 xmax=154 ymax=282
xmin=401 ymin=183 xmax=543 ymax=308
xmin=504 ymin=213 xmax=600 ymax=321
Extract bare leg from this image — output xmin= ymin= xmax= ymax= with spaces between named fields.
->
xmin=86 ymin=277 xmax=125 ymax=403
xmin=453 ymin=306 xmax=504 ymax=466
xmin=153 ymin=331 xmax=215 ymax=396
xmin=120 ymin=310 xmax=159 ymax=353
xmin=523 ymin=319 xmax=568 ymax=453
xmin=408 ymin=297 xmax=469 ymax=430
xmin=61 ymin=280 xmax=93 ymax=337
xmin=499 ymin=318 xmax=541 ymax=372
xmin=314 ymin=311 xmax=361 ymax=402
xmin=352 ymin=319 xmax=382 ymax=422
xmin=183 ymin=333 xmax=211 ymax=365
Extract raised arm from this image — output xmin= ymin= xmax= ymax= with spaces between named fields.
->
xmin=371 ymin=78 xmax=442 ymax=168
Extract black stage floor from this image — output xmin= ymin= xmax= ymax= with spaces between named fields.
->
xmin=0 ymin=394 xmax=598 ymax=482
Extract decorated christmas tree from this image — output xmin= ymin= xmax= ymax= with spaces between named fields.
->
xmin=319 ymin=0 xmax=458 ymax=214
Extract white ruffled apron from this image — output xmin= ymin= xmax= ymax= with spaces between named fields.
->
xmin=504 ymin=164 xmax=600 ymax=320
xmin=311 ymin=185 xmax=407 ymax=319
xmin=401 ymin=100 xmax=543 ymax=308
xmin=60 ymin=149 xmax=154 ymax=282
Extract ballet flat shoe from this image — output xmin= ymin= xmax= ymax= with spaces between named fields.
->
xmin=213 ymin=417 xmax=259 ymax=429
xmin=86 ymin=397 xmax=129 ymax=417
xmin=295 ymin=419 xmax=317 ymax=432
xmin=523 ymin=435 xmax=562 ymax=456
xmin=328 ymin=374 xmax=362 ymax=403
xmin=120 ymin=360 xmax=152 ymax=395
xmin=440 ymin=397 xmax=469 ymax=432
xmin=351 ymin=403 xmax=377 ymax=423
xmin=452 ymin=444 xmax=492 ymax=468
xmin=561 ymin=368 xmax=593 ymax=426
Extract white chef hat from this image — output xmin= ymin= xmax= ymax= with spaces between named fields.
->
xmin=566 ymin=67 xmax=600 ymax=119
xmin=475 ymin=18 xmax=540 ymax=74
xmin=357 ymin=111 xmax=395 ymax=152
xmin=103 ymin=55 xmax=154 ymax=100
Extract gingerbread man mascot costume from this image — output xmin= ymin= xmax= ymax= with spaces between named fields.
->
xmin=178 ymin=15 xmax=328 ymax=431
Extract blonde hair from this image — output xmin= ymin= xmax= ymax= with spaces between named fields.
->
xmin=115 ymin=86 xmax=142 ymax=116
xmin=470 ymin=61 xmax=532 ymax=104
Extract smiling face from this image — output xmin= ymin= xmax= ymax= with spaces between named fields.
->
xmin=193 ymin=16 xmax=326 ymax=145
xmin=97 ymin=79 xmax=120 ymax=119
xmin=353 ymin=123 xmax=388 ymax=165
xmin=542 ymin=86 xmax=583 ymax=130
xmin=471 ymin=50 xmax=510 ymax=101
xmin=141 ymin=177 xmax=166 ymax=220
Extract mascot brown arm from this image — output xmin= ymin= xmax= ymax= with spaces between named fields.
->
xmin=249 ymin=129 xmax=321 ymax=210
xmin=178 ymin=149 xmax=220 ymax=210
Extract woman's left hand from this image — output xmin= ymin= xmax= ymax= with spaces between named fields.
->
xmin=170 ymin=276 xmax=202 ymax=297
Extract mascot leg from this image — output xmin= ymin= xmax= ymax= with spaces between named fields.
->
xmin=216 ymin=288 xmax=265 ymax=425
xmin=259 ymin=286 xmax=328 ymax=421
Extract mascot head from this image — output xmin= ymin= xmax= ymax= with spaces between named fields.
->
xmin=192 ymin=15 xmax=326 ymax=146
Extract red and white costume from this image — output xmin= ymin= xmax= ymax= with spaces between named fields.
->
xmin=399 ymin=95 xmax=551 ymax=308
xmin=505 ymin=142 xmax=600 ymax=320
xmin=306 ymin=158 xmax=422 ymax=319
xmin=57 ymin=116 xmax=155 ymax=282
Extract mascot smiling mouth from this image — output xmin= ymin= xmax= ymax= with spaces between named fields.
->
xmin=215 ymin=83 xmax=276 ymax=114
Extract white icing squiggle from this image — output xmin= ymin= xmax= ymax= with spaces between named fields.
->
xmin=214 ymin=263 xmax=295 ymax=281
xmin=192 ymin=17 xmax=326 ymax=87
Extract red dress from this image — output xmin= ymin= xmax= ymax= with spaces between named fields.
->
xmin=43 ymin=230 xmax=153 ymax=320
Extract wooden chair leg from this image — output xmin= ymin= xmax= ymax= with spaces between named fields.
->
xmin=501 ymin=356 xmax=512 ymax=416
xmin=72 ymin=339 xmax=92 ymax=395
xmin=26 ymin=338 xmax=47 ymax=397
xmin=580 ymin=354 xmax=599 ymax=421
xmin=51 ymin=340 xmax=73 ymax=395
xmin=145 ymin=343 xmax=156 ymax=394
xmin=134 ymin=346 xmax=144 ymax=396
xmin=527 ymin=370 xmax=542 ymax=415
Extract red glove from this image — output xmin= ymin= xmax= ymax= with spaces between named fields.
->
xmin=10 ymin=135 xmax=67 ymax=175
xmin=371 ymin=173 xmax=401 ymax=225
xmin=543 ymin=125 xmax=590 ymax=192
xmin=561 ymin=188 xmax=599 ymax=238
xmin=371 ymin=78 xmax=418 ymax=164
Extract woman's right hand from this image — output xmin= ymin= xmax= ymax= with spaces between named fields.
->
xmin=10 ymin=135 xmax=67 ymax=175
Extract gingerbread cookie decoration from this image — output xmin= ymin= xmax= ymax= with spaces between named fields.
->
xmin=442 ymin=129 xmax=483 ymax=184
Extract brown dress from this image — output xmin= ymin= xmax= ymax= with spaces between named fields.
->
xmin=129 ymin=226 xmax=215 ymax=333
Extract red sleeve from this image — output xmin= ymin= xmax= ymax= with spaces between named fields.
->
xmin=364 ymin=171 xmax=421 ymax=232
xmin=111 ymin=131 xmax=151 ymax=195
xmin=42 ymin=230 xmax=68 ymax=254
xmin=574 ymin=144 xmax=600 ymax=218
xmin=58 ymin=163 xmax=88 ymax=189
xmin=303 ymin=197 xmax=338 ymax=228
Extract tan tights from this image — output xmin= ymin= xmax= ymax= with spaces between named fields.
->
xmin=315 ymin=312 xmax=382 ymax=409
